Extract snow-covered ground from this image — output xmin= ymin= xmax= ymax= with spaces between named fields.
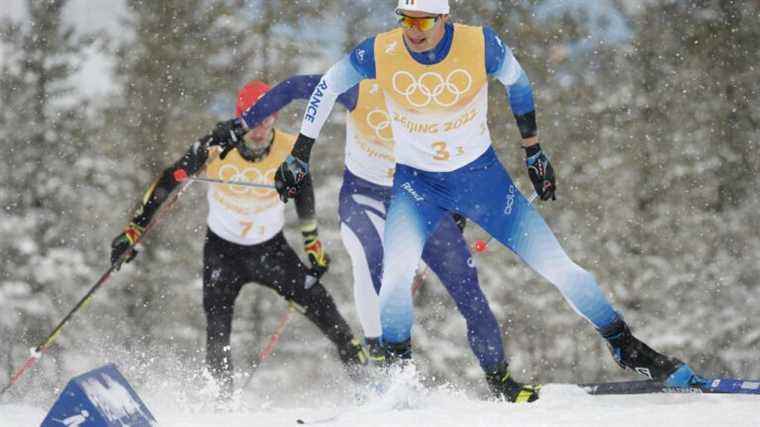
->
xmin=3 ymin=367 xmax=758 ymax=427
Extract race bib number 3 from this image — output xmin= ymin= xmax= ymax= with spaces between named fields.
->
xmin=432 ymin=141 xmax=450 ymax=161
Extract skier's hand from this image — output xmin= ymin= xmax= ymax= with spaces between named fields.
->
xmin=202 ymin=118 xmax=248 ymax=160
xmin=524 ymin=144 xmax=556 ymax=201
xmin=275 ymin=133 xmax=315 ymax=203
xmin=110 ymin=222 xmax=144 ymax=269
xmin=303 ymin=228 xmax=330 ymax=278
xmin=275 ymin=155 xmax=310 ymax=203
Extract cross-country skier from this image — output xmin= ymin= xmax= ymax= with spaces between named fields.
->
xmin=109 ymin=80 xmax=367 ymax=400
xmin=239 ymin=75 xmax=525 ymax=399
xmin=264 ymin=0 xmax=704 ymax=402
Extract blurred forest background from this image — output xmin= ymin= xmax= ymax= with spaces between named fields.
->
xmin=1 ymin=0 xmax=759 ymax=406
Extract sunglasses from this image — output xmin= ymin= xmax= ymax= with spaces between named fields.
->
xmin=397 ymin=14 xmax=441 ymax=32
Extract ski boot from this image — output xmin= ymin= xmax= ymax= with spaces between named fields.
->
xmin=205 ymin=365 xmax=234 ymax=406
xmin=339 ymin=338 xmax=369 ymax=383
xmin=365 ymin=337 xmax=387 ymax=366
xmin=358 ymin=338 xmax=393 ymax=394
xmin=604 ymin=322 xmax=702 ymax=387
xmin=485 ymin=363 xmax=541 ymax=403
xmin=384 ymin=339 xmax=413 ymax=368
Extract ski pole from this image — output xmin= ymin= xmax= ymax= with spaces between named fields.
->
xmin=255 ymin=303 xmax=294 ymax=365
xmin=411 ymin=264 xmax=430 ymax=295
xmin=172 ymin=169 xmax=275 ymax=189
xmin=242 ymin=302 xmax=295 ymax=389
xmin=0 ymin=176 xmax=195 ymax=397
xmin=0 ymin=263 xmax=122 ymax=398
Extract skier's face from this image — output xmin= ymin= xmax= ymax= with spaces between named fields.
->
xmin=244 ymin=115 xmax=275 ymax=147
xmin=398 ymin=11 xmax=447 ymax=53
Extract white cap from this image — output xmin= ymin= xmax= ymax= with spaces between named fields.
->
xmin=396 ymin=0 xmax=450 ymax=15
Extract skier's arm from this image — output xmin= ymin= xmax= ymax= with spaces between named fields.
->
xmin=241 ymin=75 xmax=323 ymax=129
xmin=484 ymin=27 xmax=537 ymax=144
xmin=109 ymin=139 xmax=210 ymax=268
xmin=241 ymin=74 xmax=357 ymax=130
xmin=293 ymin=173 xmax=330 ymax=277
xmin=485 ymin=27 xmax=555 ymax=201
xmin=300 ymin=52 xmax=371 ymax=139
xmin=275 ymin=38 xmax=375 ymax=202
xmin=293 ymin=173 xmax=316 ymax=227
xmin=130 ymin=141 xmax=209 ymax=229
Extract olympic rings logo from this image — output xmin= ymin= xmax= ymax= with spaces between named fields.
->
xmin=365 ymin=109 xmax=394 ymax=142
xmin=392 ymin=69 xmax=472 ymax=108
xmin=217 ymin=164 xmax=275 ymax=197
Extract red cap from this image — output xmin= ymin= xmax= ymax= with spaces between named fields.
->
xmin=235 ymin=80 xmax=271 ymax=118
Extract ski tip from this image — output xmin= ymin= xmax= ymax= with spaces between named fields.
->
xmin=474 ymin=239 xmax=488 ymax=253
xmin=173 ymin=168 xmax=189 ymax=182
xmin=296 ymin=419 xmax=305 ymax=424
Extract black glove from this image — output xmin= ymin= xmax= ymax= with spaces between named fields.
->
xmin=524 ymin=144 xmax=556 ymax=201
xmin=204 ymin=118 xmax=248 ymax=160
xmin=110 ymin=222 xmax=144 ymax=269
xmin=275 ymin=134 xmax=314 ymax=203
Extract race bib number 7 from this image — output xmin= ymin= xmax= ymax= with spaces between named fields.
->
xmin=240 ymin=221 xmax=253 ymax=238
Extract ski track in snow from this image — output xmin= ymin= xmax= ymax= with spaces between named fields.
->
xmin=2 ymin=384 xmax=759 ymax=426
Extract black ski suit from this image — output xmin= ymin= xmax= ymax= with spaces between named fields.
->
xmin=127 ymin=133 xmax=358 ymax=396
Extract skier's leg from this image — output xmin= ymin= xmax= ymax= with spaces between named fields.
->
xmin=246 ymin=232 xmax=366 ymax=368
xmin=341 ymin=221 xmax=388 ymax=363
xmin=202 ymin=230 xmax=245 ymax=398
xmin=422 ymin=214 xmax=506 ymax=372
xmin=379 ymin=167 xmax=446 ymax=356
xmin=455 ymin=156 xmax=621 ymax=332
xmin=338 ymin=172 xmax=389 ymax=344
xmin=421 ymin=209 xmax=538 ymax=402
xmin=341 ymin=224 xmax=382 ymax=335
xmin=455 ymin=149 xmax=697 ymax=386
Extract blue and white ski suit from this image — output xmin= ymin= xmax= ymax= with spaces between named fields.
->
xmin=269 ymin=22 xmax=623 ymax=352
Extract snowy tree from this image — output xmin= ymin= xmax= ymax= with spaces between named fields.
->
xmin=0 ymin=0 xmax=99 ymax=395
